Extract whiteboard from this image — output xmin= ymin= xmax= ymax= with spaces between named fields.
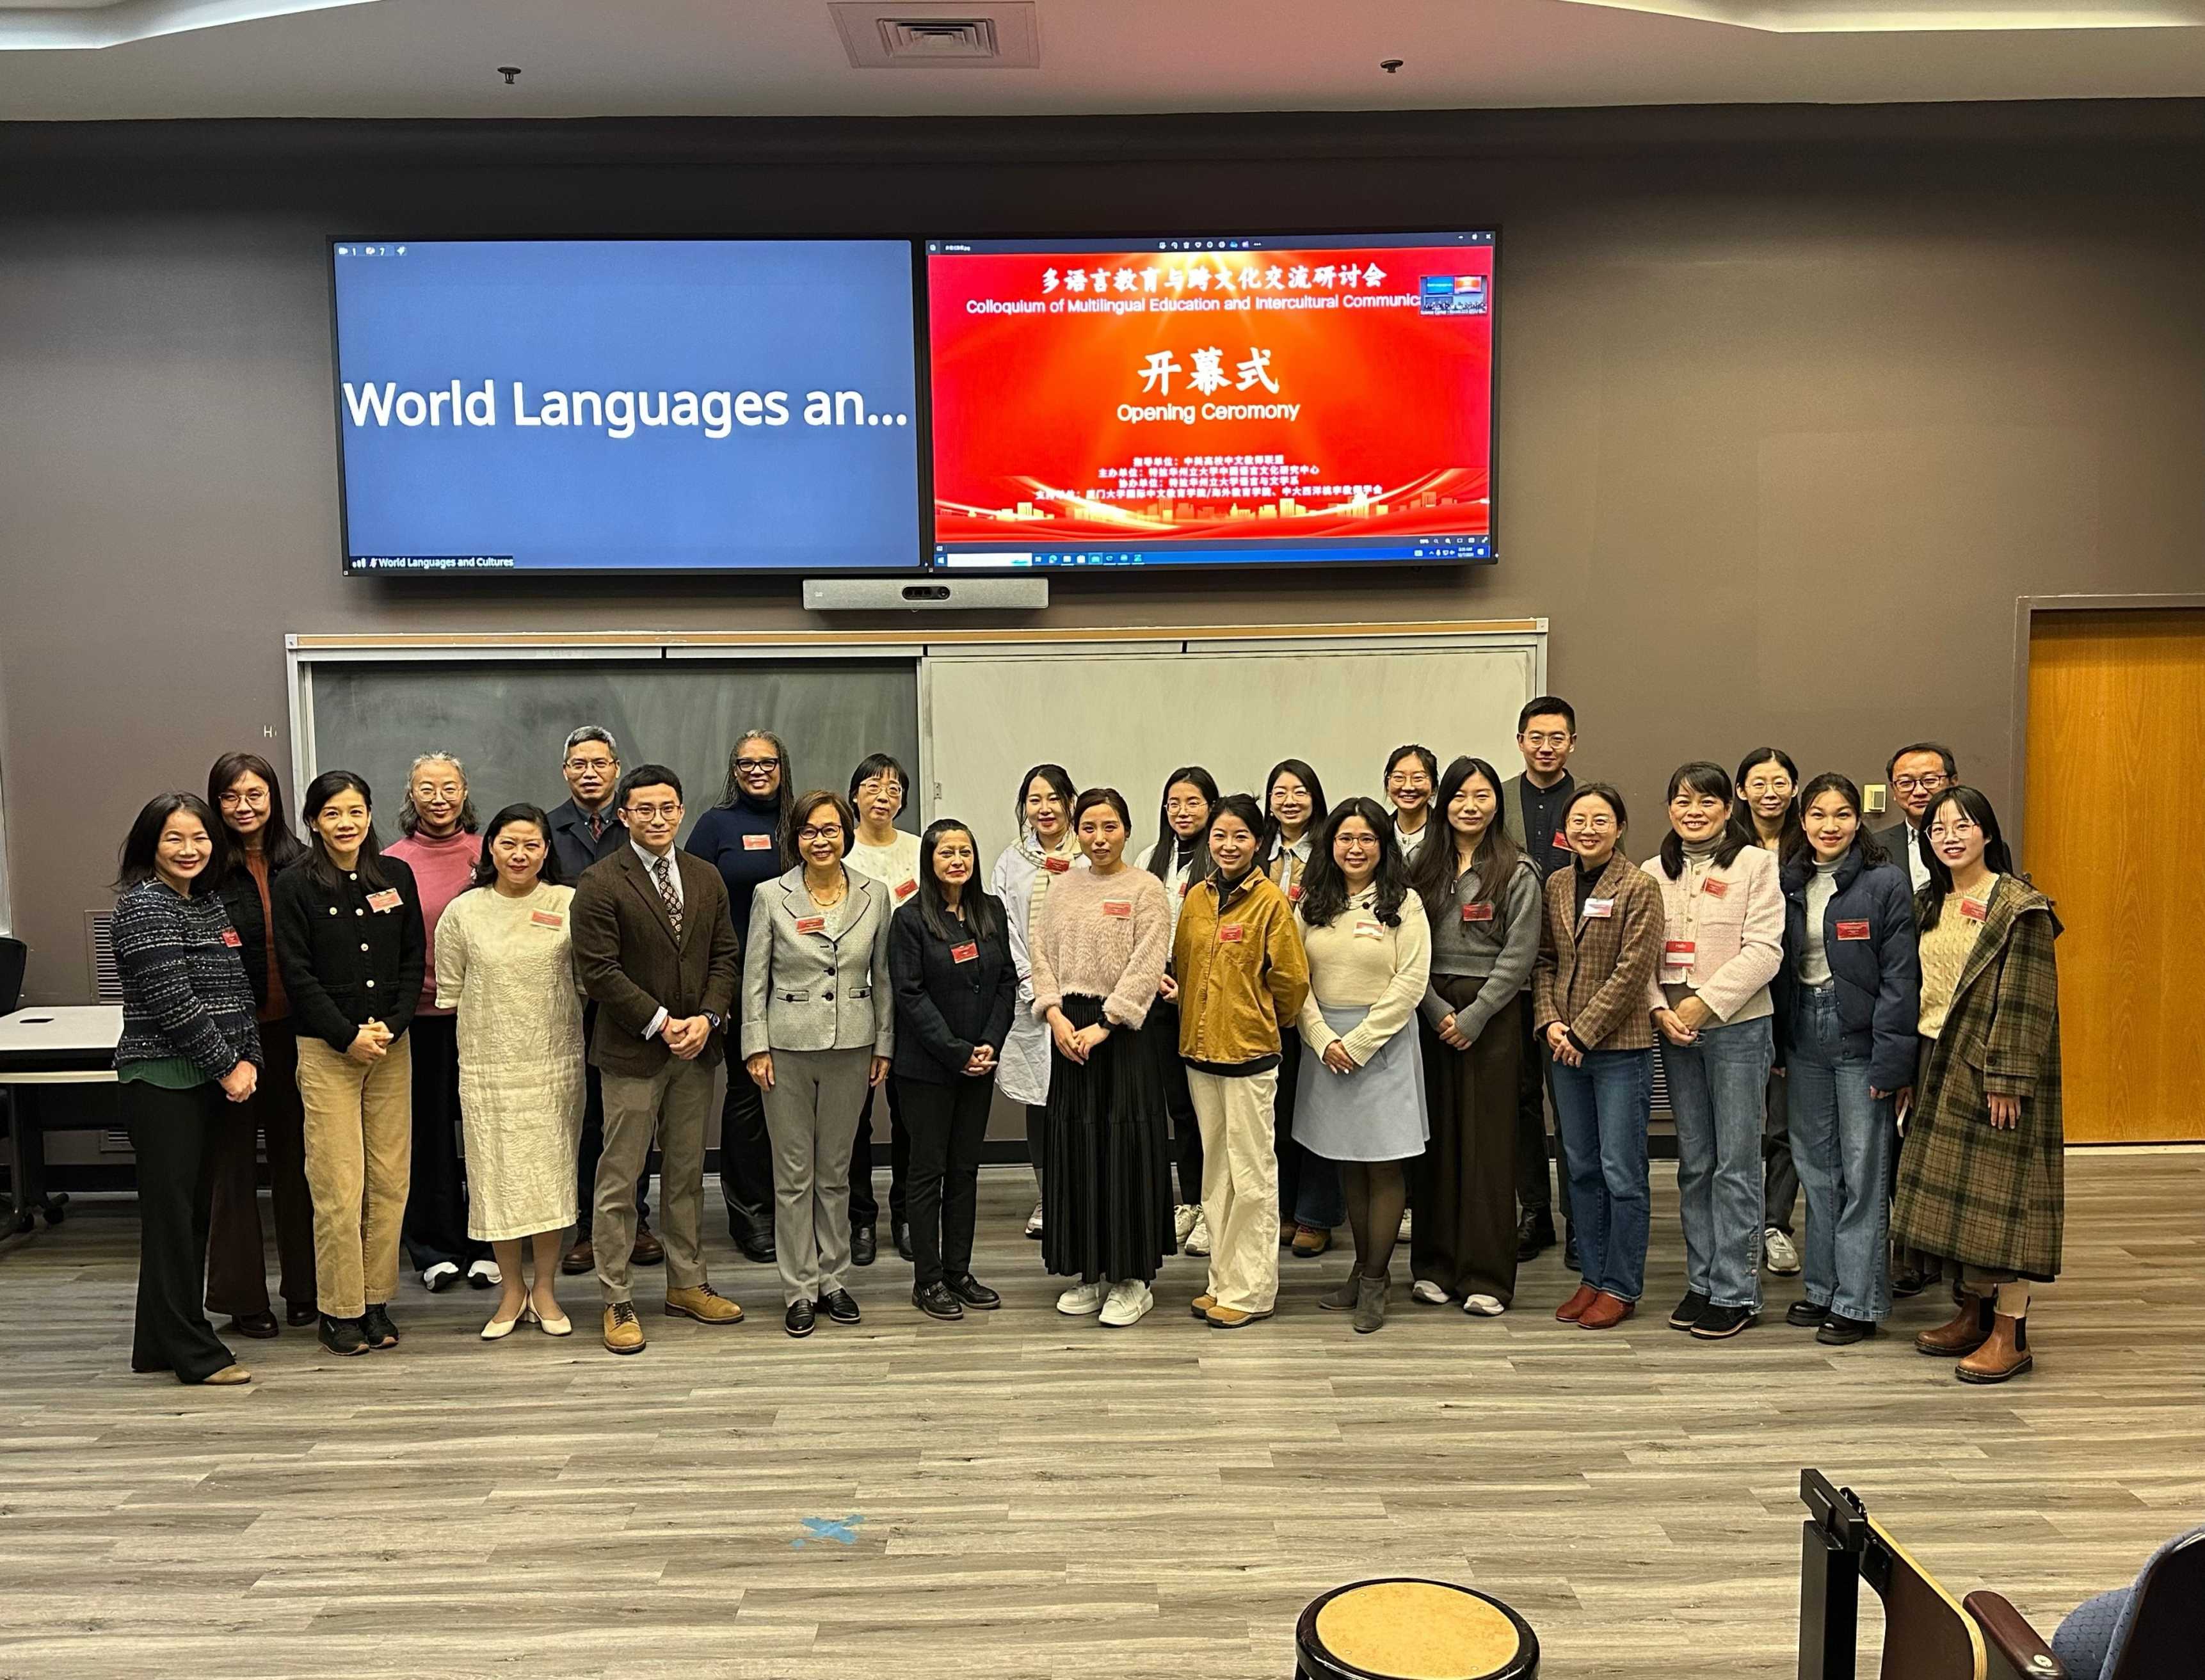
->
xmin=920 ymin=632 xmax=1545 ymax=871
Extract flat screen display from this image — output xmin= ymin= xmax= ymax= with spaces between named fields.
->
xmin=924 ymin=232 xmax=1495 ymax=572
xmin=330 ymin=239 xmax=924 ymax=574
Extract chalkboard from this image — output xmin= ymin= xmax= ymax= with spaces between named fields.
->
xmin=305 ymin=659 xmax=921 ymax=847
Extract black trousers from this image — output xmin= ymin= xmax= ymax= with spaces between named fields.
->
xmin=204 ymin=1017 xmax=316 ymax=1317
xmin=1150 ymin=995 xmax=1204 ymax=1206
xmin=123 ymin=1078 xmax=235 ymax=1383
xmin=718 ymin=998 xmax=774 ymax=1245
xmin=1513 ymin=1000 xmax=1556 ymax=1218
xmin=577 ymin=1004 xmax=650 ymax=1235
xmin=848 ymin=1077 xmax=908 ymax=1232
xmin=897 ymin=1074 xmax=991 ymax=1288
xmin=399 ymin=1014 xmax=488 ymax=1273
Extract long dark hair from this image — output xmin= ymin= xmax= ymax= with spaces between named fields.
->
xmin=1656 ymin=762 xmax=1751 ymax=879
xmin=115 ymin=792 xmax=227 ymax=893
xmin=300 ymin=769 xmax=389 ymax=890
xmin=1014 ymin=762 xmax=1076 ymax=842
xmin=1735 ymin=746 xmax=1804 ymax=858
xmin=1260 ymin=758 xmax=1330 ymax=870
xmin=1914 ymin=785 xmax=2016 ymax=931
xmin=206 ymin=750 xmax=306 ymax=877
xmin=468 ymin=804 xmax=567 ymax=891
xmin=1792 ymin=774 xmax=1890 ymax=871
xmin=1300 ymin=797 xmax=1411 ymax=929
xmin=917 ymin=817 xmax=1002 ymax=945
xmin=1147 ymin=765 xmax=1219 ymax=889
xmin=1408 ymin=755 xmax=1523 ymax=924
xmin=721 ymin=728 xmax=794 ymax=821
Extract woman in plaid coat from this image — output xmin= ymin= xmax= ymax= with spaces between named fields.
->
xmin=1891 ymin=786 xmax=2063 ymax=1386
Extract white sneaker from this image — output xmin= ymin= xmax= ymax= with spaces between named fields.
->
xmin=1410 ymin=1279 xmax=1450 ymax=1306
xmin=1398 ymin=1209 xmax=1413 ymax=1241
xmin=1025 ymin=1201 xmax=1045 ymax=1239
xmin=1098 ymin=1280 xmax=1154 ymax=1327
xmin=421 ymin=1261 xmax=460 ymax=1293
xmin=1184 ymin=1210 xmax=1212 ymax=1258
xmin=1173 ymin=1203 xmax=1200 ymax=1246
xmin=1463 ymin=1293 xmax=1507 ymax=1316
xmin=468 ymin=1258 xmax=503 ymax=1288
xmin=1055 ymin=1282 xmax=1103 ymax=1316
xmin=1763 ymin=1227 xmax=1802 ymax=1276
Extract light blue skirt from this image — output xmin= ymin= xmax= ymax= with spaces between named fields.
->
xmin=1292 ymin=1003 xmax=1430 ymax=1163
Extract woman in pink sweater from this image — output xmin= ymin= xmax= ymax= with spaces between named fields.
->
xmin=1029 ymin=788 xmax=1175 ymax=1328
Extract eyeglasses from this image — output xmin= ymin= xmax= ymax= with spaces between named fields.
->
xmin=564 ymin=756 xmax=616 ymax=773
xmin=735 ymin=758 xmax=780 ymax=774
xmin=412 ymin=783 xmax=463 ymax=801
xmin=798 ymin=824 xmax=845 ymax=843
xmin=857 ymin=777 xmax=902 ymax=796
xmin=1926 ymin=819 xmax=1980 ymax=842
xmin=1893 ymin=774 xmax=1950 ymax=794
xmin=218 ymin=790 xmax=268 ymax=808
xmin=624 ymin=803 xmax=680 ymax=821
xmin=1520 ymin=731 xmax=1573 ymax=748
xmin=1569 ymin=816 xmax=1617 ymax=831
xmin=1742 ymin=779 xmax=1792 ymax=796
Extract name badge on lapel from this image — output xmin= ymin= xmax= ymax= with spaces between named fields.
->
xmin=1102 ymin=900 xmax=1133 ymax=919
xmin=1553 ymin=830 xmax=1569 ymax=850
xmin=366 ymin=889 xmax=403 ymax=913
xmin=795 ymin=915 xmax=827 ymax=936
xmin=1219 ymin=924 xmax=1246 ymax=943
xmin=1461 ymin=902 xmax=1494 ymax=924
xmin=1959 ymin=897 xmax=1989 ymax=923
xmin=531 ymin=910 xmax=565 ymax=929
xmin=1664 ymin=939 xmax=1696 ymax=967
xmin=894 ymin=879 xmax=918 ymax=901
xmin=742 ymin=833 xmax=773 ymax=851
xmin=1042 ymin=856 xmax=1071 ymax=875
xmin=1286 ymin=883 xmax=1303 ymax=902
xmin=951 ymin=941 xmax=979 ymax=963
xmin=1583 ymin=897 xmax=1616 ymax=920
xmin=1701 ymin=877 xmax=1729 ymax=899
xmin=1834 ymin=919 xmax=1871 ymax=941
xmin=221 ymin=927 xmax=242 ymax=948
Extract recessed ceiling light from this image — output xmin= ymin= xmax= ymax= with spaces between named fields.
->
xmin=1556 ymin=0 xmax=2204 ymax=29
xmin=0 ymin=0 xmax=388 ymax=52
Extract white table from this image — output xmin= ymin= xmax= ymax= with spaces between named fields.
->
xmin=0 ymin=1005 xmax=122 ymax=1236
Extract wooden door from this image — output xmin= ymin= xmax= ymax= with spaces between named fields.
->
xmin=2024 ymin=609 xmax=2205 ymax=1142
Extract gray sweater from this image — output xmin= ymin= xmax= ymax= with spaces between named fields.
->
xmin=1419 ymin=853 xmax=1543 ymax=1041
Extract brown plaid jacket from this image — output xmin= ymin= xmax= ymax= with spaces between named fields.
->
xmin=1532 ymin=854 xmax=1665 ymax=1052
xmin=1893 ymin=877 xmax=2065 ymax=1279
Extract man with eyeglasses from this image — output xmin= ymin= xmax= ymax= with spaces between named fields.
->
xmin=547 ymin=728 xmax=664 ymax=1276
xmin=1502 ymin=696 xmax=1581 ymax=1265
xmin=1875 ymin=743 xmax=1957 ymax=895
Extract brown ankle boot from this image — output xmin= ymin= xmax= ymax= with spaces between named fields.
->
xmin=1915 ymin=1293 xmax=1994 ymax=1357
xmin=1956 ymin=1314 xmax=2032 ymax=1384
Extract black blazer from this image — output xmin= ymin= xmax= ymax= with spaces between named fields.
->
xmin=547 ymin=796 xmax=629 ymax=886
xmin=212 ymin=866 xmax=278 ymax=1015
xmin=270 ymin=855 xmax=426 ymax=1053
xmin=888 ymin=896 xmax=1016 ymax=1085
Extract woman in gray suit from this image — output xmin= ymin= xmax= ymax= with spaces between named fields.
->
xmin=742 ymin=790 xmax=896 ymax=1338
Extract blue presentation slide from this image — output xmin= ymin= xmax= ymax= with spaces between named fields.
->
xmin=331 ymin=240 xmax=922 ymax=573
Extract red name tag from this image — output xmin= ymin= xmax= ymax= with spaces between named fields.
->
xmin=742 ymin=833 xmax=773 ymax=851
xmin=894 ymin=879 xmax=917 ymax=900
xmin=1287 ymin=883 xmax=1303 ymax=902
xmin=1043 ymin=856 xmax=1071 ymax=874
xmin=531 ymin=910 xmax=565 ymax=929
xmin=1461 ymin=902 xmax=1494 ymax=923
xmin=221 ymin=927 xmax=242 ymax=948
xmin=1664 ymin=940 xmax=1696 ymax=963
xmin=795 ymin=915 xmax=826 ymax=935
xmin=1353 ymin=920 xmax=1384 ymax=940
xmin=1960 ymin=898 xmax=1988 ymax=922
xmin=1835 ymin=919 xmax=1871 ymax=941
xmin=1219 ymin=924 xmax=1246 ymax=943
xmin=1553 ymin=830 xmax=1569 ymax=849
xmin=366 ymin=889 xmax=403 ymax=913
xmin=1701 ymin=877 xmax=1729 ymax=899
xmin=951 ymin=941 xmax=979 ymax=963
xmin=1102 ymin=900 xmax=1132 ymax=918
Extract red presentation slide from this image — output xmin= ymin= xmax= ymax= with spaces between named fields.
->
xmin=926 ymin=236 xmax=1494 ymax=568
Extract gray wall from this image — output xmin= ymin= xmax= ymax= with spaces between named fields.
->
xmin=3 ymin=104 xmax=2203 ymax=1000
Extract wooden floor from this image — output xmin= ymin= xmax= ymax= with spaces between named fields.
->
xmin=1 ymin=1152 xmax=2199 ymax=1680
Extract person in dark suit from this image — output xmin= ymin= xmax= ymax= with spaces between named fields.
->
xmin=889 ymin=817 xmax=1018 ymax=1321
xmin=545 ymin=726 xmax=662 ymax=1277
xmin=1873 ymin=742 xmax=1957 ymax=896
xmin=570 ymin=765 xmax=745 ymax=1356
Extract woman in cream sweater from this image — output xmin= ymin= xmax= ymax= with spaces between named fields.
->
xmin=1292 ymin=797 xmax=1432 ymax=1332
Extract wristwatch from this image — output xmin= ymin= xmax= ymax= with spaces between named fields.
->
xmin=703 ymin=1011 xmax=723 ymax=1032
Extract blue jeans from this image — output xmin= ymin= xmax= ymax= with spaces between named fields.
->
xmin=1663 ymin=1014 xmax=1774 ymax=1312
xmin=1786 ymin=985 xmax=1894 ymax=1323
xmin=1549 ymin=1048 xmax=1652 ymax=1302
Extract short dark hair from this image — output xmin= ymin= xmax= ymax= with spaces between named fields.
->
xmin=1384 ymin=744 xmax=1438 ymax=785
xmin=116 ymin=792 xmax=227 ymax=893
xmin=1518 ymin=696 xmax=1576 ymax=735
xmin=1564 ymin=781 xmax=1628 ymax=829
xmin=1886 ymin=740 xmax=1959 ymax=781
xmin=616 ymin=765 xmax=684 ymax=810
xmin=785 ymin=789 xmax=856 ymax=858
xmin=849 ymin=753 xmax=910 ymax=807
xmin=1072 ymin=787 xmax=1132 ymax=831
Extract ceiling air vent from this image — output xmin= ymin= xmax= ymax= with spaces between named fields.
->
xmin=830 ymin=2 xmax=1041 ymax=68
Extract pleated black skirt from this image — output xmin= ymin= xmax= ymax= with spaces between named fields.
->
xmin=1040 ymin=995 xmax=1176 ymax=1284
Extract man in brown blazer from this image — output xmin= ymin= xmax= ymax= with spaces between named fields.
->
xmin=572 ymin=764 xmax=745 ymax=1354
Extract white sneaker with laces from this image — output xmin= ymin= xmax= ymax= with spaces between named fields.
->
xmin=1398 ymin=1209 xmax=1413 ymax=1241
xmin=1184 ymin=1210 xmax=1212 ymax=1257
xmin=1463 ymin=1293 xmax=1507 ymax=1316
xmin=1025 ymin=1201 xmax=1045 ymax=1238
xmin=1173 ymin=1203 xmax=1200 ymax=1246
xmin=1410 ymin=1279 xmax=1449 ymax=1306
xmin=1055 ymin=1282 xmax=1103 ymax=1315
xmin=1098 ymin=1280 xmax=1153 ymax=1327
xmin=1763 ymin=1226 xmax=1802 ymax=1276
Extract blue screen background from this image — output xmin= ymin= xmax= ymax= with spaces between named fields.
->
xmin=332 ymin=240 xmax=921 ymax=573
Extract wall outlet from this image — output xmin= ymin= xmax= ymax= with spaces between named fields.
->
xmin=1864 ymin=783 xmax=1889 ymax=815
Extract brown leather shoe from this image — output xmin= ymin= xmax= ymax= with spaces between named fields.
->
xmin=1189 ymin=1293 xmax=1217 ymax=1320
xmin=602 ymin=1302 xmax=646 ymax=1354
xmin=664 ymin=1284 xmax=743 ymax=1325
xmin=630 ymin=1228 xmax=666 ymax=1267
xmin=1914 ymin=1293 xmax=1994 ymax=1357
xmin=1290 ymin=1224 xmax=1333 ymax=1258
xmin=561 ymin=1238 xmax=595 ymax=1276
xmin=1578 ymin=1292 xmax=1635 ymax=1330
xmin=1206 ymin=1304 xmax=1273 ymax=1329
xmin=1956 ymin=1313 xmax=2033 ymax=1384
xmin=1555 ymin=1283 xmax=1599 ymax=1323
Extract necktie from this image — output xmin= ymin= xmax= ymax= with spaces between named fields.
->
xmin=588 ymin=812 xmax=604 ymax=843
xmin=653 ymin=855 xmax=682 ymax=938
